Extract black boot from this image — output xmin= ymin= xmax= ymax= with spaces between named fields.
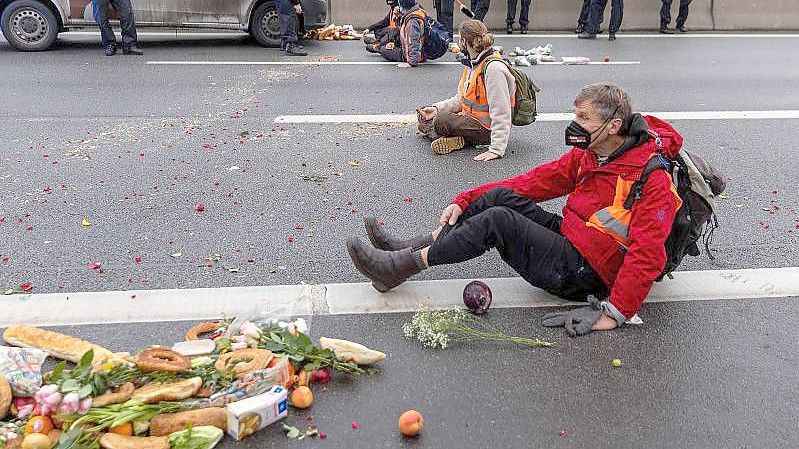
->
xmin=677 ymin=25 xmax=687 ymax=32
xmin=103 ymin=45 xmax=117 ymax=56
xmin=122 ymin=44 xmax=143 ymax=55
xmin=520 ymin=27 xmax=527 ymax=34
xmin=577 ymin=31 xmax=596 ymax=39
xmin=284 ymin=44 xmax=307 ymax=56
xmin=608 ymin=32 xmax=616 ymax=41
xmin=506 ymin=24 xmax=513 ymax=34
xmin=364 ymin=216 xmax=433 ymax=251
xmin=346 ymin=237 xmax=425 ymax=292
xmin=574 ymin=24 xmax=585 ymax=34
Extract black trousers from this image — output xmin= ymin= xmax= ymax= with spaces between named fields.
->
xmin=506 ymin=0 xmax=532 ymax=28
xmin=470 ymin=0 xmax=491 ymax=21
xmin=434 ymin=0 xmax=454 ymax=38
xmin=577 ymin=0 xmax=598 ymax=27
xmin=427 ymin=188 xmax=608 ymax=301
xmin=97 ymin=0 xmax=137 ymax=47
xmin=276 ymin=0 xmax=299 ymax=48
xmin=660 ymin=0 xmax=691 ymax=27
xmin=587 ymin=0 xmax=623 ymax=34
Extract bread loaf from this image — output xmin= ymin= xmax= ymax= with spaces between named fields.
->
xmin=131 ymin=377 xmax=202 ymax=404
xmin=2 ymin=325 xmax=113 ymax=364
xmin=99 ymin=434 xmax=169 ymax=449
xmin=149 ymin=407 xmax=227 ymax=435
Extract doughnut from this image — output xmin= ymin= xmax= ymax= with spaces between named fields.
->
xmin=214 ymin=349 xmax=272 ymax=378
xmin=135 ymin=347 xmax=191 ymax=373
xmin=184 ymin=321 xmax=220 ymax=341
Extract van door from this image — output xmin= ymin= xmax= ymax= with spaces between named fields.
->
xmin=167 ymin=0 xmax=242 ymax=27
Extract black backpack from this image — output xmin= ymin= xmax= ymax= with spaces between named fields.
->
xmin=624 ymin=141 xmax=726 ymax=280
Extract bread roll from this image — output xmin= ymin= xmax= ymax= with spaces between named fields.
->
xmin=131 ymin=377 xmax=202 ymax=404
xmin=2 ymin=325 xmax=113 ymax=364
xmin=149 ymin=407 xmax=227 ymax=436
xmin=99 ymin=434 xmax=169 ymax=449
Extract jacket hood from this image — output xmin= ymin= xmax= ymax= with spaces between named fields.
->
xmin=606 ymin=113 xmax=682 ymax=163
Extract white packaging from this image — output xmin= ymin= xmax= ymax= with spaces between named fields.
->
xmin=226 ymin=385 xmax=288 ymax=441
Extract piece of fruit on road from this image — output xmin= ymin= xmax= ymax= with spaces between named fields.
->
xmin=318 ymin=337 xmax=386 ymax=365
xmin=398 ymin=410 xmax=424 ymax=437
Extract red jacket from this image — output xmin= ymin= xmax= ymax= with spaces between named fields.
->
xmin=453 ymin=115 xmax=683 ymax=319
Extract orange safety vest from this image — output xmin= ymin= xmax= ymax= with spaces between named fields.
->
xmin=389 ymin=10 xmax=398 ymax=29
xmin=401 ymin=9 xmax=427 ymax=63
xmin=585 ymin=155 xmax=682 ymax=248
xmin=458 ymin=56 xmax=516 ymax=130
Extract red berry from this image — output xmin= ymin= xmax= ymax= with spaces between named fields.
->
xmin=195 ymin=202 xmax=205 ymax=212
xmin=559 ymin=429 xmax=567 ymax=437
xmin=351 ymin=421 xmax=359 ymax=430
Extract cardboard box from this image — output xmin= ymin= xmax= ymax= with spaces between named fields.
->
xmin=226 ymin=385 xmax=289 ymax=441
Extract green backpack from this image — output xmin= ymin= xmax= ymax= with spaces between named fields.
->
xmin=481 ymin=58 xmax=540 ymax=126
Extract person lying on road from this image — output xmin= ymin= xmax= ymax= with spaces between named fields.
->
xmin=346 ymin=83 xmax=684 ymax=336
xmin=416 ymin=20 xmax=516 ymax=162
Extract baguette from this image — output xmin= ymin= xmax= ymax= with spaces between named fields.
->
xmin=131 ymin=377 xmax=202 ymax=404
xmin=0 ymin=374 xmax=11 ymax=420
xmin=2 ymin=325 xmax=113 ymax=364
xmin=149 ymin=407 xmax=227 ymax=436
xmin=99 ymin=433 xmax=169 ymax=449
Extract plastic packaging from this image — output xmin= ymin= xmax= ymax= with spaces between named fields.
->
xmin=0 ymin=346 xmax=47 ymax=397
xmin=207 ymin=357 xmax=290 ymax=407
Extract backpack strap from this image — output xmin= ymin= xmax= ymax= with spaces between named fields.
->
xmin=623 ymin=154 xmax=673 ymax=210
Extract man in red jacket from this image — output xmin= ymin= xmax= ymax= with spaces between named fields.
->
xmin=346 ymin=83 xmax=683 ymax=336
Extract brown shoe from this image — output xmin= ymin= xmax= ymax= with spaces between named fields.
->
xmin=346 ymin=236 xmax=425 ymax=292
xmin=364 ymin=216 xmax=433 ymax=251
xmin=431 ymin=136 xmax=465 ymax=154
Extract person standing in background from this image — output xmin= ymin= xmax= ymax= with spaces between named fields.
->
xmin=506 ymin=0 xmax=532 ymax=34
xmin=96 ymin=0 xmax=142 ymax=56
xmin=276 ymin=0 xmax=307 ymax=56
xmin=574 ymin=0 xmax=602 ymax=34
xmin=660 ymin=0 xmax=691 ymax=33
xmin=578 ymin=0 xmax=623 ymax=41
xmin=470 ymin=0 xmax=490 ymax=21
xmin=434 ymin=0 xmax=454 ymax=39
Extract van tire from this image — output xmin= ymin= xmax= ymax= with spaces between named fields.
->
xmin=250 ymin=2 xmax=281 ymax=48
xmin=1 ymin=0 xmax=59 ymax=51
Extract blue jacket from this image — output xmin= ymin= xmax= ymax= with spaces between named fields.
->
xmin=400 ymin=5 xmax=427 ymax=66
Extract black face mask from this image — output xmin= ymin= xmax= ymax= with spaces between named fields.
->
xmin=564 ymin=107 xmax=618 ymax=149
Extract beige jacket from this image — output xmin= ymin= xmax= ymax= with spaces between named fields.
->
xmin=433 ymin=53 xmax=516 ymax=156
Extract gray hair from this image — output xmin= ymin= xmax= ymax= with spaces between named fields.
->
xmin=574 ymin=83 xmax=633 ymax=122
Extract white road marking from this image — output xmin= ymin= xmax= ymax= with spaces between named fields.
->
xmin=2 ymin=268 xmax=797 ymax=326
xmin=274 ymin=110 xmax=799 ymax=124
xmin=146 ymin=60 xmax=639 ymax=66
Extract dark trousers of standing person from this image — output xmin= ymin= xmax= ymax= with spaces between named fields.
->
xmin=427 ymin=188 xmax=608 ymax=301
xmin=588 ymin=0 xmax=623 ymax=34
xmin=97 ymin=0 xmax=137 ymax=47
xmin=506 ymin=0 xmax=532 ymax=30
xmin=434 ymin=0 xmax=454 ymax=39
xmin=576 ymin=0 xmax=602 ymax=30
xmin=660 ymin=0 xmax=691 ymax=28
xmin=470 ymin=0 xmax=491 ymax=21
xmin=276 ymin=0 xmax=299 ymax=50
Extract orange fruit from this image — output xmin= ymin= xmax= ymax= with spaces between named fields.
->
xmin=290 ymin=386 xmax=313 ymax=409
xmin=25 ymin=416 xmax=54 ymax=435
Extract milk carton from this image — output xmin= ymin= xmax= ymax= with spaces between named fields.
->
xmin=226 ymin=385 xmax=289 ymax=441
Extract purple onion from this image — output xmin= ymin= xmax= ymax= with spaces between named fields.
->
xmin=463 ymin=280 xmax=492 ymax=315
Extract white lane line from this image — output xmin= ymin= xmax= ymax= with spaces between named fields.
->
xmin=145 ymin=60 xmax=640 ymax=66
xmin=2 ymin=268 xmax=798 ymax=326
xmin=274 ymin=110 xmax=799 ymax=124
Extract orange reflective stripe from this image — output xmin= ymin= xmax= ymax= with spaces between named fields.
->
xmin=401 ymin=9 xmax=426 ymax=62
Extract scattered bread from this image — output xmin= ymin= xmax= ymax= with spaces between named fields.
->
xmin=149 ymin=407 xmax=227 ymax=436
xmin=131 ymin=377 xmax=202 ymax=404
xmin=2 ymin=325 xmax=113 ymax=364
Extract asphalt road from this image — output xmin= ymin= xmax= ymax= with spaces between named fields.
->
xmin=1 ymin=31 xmax=799 ymax=448
xmin=3 ymin=298 xmax=798 ymax=449
xmin=1 ymin=32 xmax=798 ymax=293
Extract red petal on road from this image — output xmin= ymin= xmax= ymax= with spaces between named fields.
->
xmin=21 ymin=283 xmax=32 ymax=292
xmin=351 ymin=421 xmax=359 ymax=430
xmin=196 ymin=202 xmax=205 ymax=212
xmin=88 ymin=263 xmax=101 ymax=270
xmin=25 ymin=226 xmax=33 ymax=231
xmin=0 ymin=217 xmax=5 ymax=223
xmin=134 ymin=256 xmax=142 ymax=263
xmin=319 ymin=433 xmax=327 ymax=439
xmin=288 ymin=236 xmax=295 ymax=243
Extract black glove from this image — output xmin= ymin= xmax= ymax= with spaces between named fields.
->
xmin=542 ymin=295 xmax=602 ymax=337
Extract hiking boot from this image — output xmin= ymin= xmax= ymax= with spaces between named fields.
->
xmin=574 ymin=24 xmax=585 ymax=34
xmin=577 ymin=32 xmax=597 ymax=39
xmin=103 ymin=44 xmax=116 ymax=56
xmin=431 ymin=136 xmax=465 ymax=154
xmin=659 ymin=26 xmax=676 ymax=34
xmin=677 ymin=26 xmax=687 ymax=32
xmin=609 ymin=32 xmax=616 ymax=41
xmin=364 ymin=216 xmax=433 ymax=252
xmin=284 ymin=44 xmax=307 ymax=56
xmin=122 ymin=44 xmax=143 ymax=55
xmin=346 ymin=236 xmax=425 ymax=292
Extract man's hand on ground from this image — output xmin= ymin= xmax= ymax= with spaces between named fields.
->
xmin=418 ymin=106 xmax=437 ymax=121
xmin=542 ymin=296 xmax=617 ymax=337
xmin=397 ymin=62 xmax=412 ymax=68
xmin=294 ymin=4 xmax=303 ymax=14
xmin=439 ymin=204 xmax=463 ymax=226
xmin=385 ymin=42 xmax=395 ymax=50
